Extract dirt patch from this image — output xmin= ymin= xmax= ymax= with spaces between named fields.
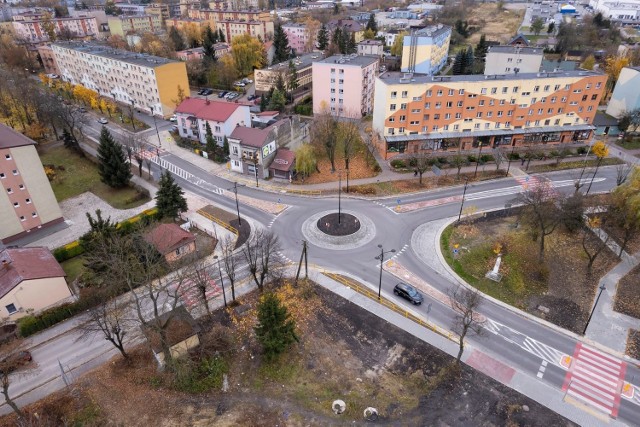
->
xmin=292 ymin=147 xmax=378 ymax=185
xmin=626 ymin=329 xmax=640 ymax=359
xmin=1 ymin=280 xmax=576 ymax=426
xmin=199 ymin=204 xmax=250 ymax=248
xmin=614 ymin=264 xmax=640 ymax=319
xmin=442 ymin=214 xmax=619 ymax=334
xmin=466 ymin=3 xmax=525 ymax=45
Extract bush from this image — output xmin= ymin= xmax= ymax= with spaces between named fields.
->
xmin=18 ymin=303 xmax=82 ymax=336
xmin=172 ymin=356 xmax=228 ymax=393
xmin=467 ymin=155 xmax=477 ymax=163
xmin=371 ymin=162 xmax=382 ymax=172
xmin=390 ymin=159 xmax=406 ymax=169
xmin=53 ymin=240 xmax=85 ymax=262
xmin=576 ymin=146 xmax=588 ymax=155
xmin=293 ymin=104 xmax=313 ymax=116
xmin=479 ymin=154 xmax=494 ymax=163
xmin=408 ymin=157 xmax=418 ymax=167
xmin=508 ymin=152 xmax=520 ymax=160
xmin=549 ymin=150 xmax=560 ymax=158
xmin=436 ymin=156 xmax=448 ymax=165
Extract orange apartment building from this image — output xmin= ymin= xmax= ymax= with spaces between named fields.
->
xmin=372 ymin=70 xmax=607 ymax=158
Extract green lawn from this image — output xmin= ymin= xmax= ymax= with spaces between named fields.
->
xmin=616 ymin=138 xmax=640 ymax=150
xmin=61 ymin=256 xmax=86 ymax=284
xmin=39 ymin=146 xmax=149 ymax=209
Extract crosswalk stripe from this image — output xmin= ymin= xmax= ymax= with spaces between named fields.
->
xmin=567 ymin=388 xmax=614 ymax=414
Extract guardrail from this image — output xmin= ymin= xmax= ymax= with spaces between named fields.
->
xmin=322 ymin=272 xmax=457 ymax=343
xmin=196 ymin=208 xmax=238 ymax=236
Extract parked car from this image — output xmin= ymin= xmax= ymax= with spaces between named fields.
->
xmin=169 ymin=115 xmax=177 ymax=122
xmin=247 ymin=94 xmax=256 ymax=101
xmin=46 ymin=73 xmax=59 ymax=79
xmin=393 ymin=282 xmax=424 ymax=305
xmin=242 ymin=78 xmax=253 ymax=84
xmin=234 ymin=82 xmax=246 ymax=87
xmin=171 ymin=125 xmax=178 ymax=132
xmin=98 ymin=117 xmax=108 ymax=124
xmin=225 ymin=92 xmax=234 ymax=99
xmin=203 ymin=88 xmax=214 ymax=95
xmin=218 ymin=91 xmax=227 ymax=98
xmin=197 ymin=88 xmax=206 ymax=95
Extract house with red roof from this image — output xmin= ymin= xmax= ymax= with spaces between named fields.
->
xmin=144 ymin=223 xmax=197 ymax=263
xmin=0 ymin=247 xmax=73 ymax=319
xmin=174 ymin=98 xmax=251 ymax=146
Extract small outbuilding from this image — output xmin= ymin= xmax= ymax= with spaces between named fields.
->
xmin=144 ymin=223 xmax=197 ymax=263
xmin=142 ymin=306 xmax=201 ymax=367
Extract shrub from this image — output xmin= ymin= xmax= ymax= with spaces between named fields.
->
xmin=479 ymin=154 xmax=494 ymax=163
xmin=467 ymin=155 xmax=477 ymax=163
xmin=549 ymin=150 xmax=560 ymax=158
xmin=436 ymin=156 xmax=448 ymax=165
xmin=371 ymin=163 xmax=382 ymax=172
xmin=390 ymin=159 xmax=406 ymax=168
xmin=408 ymin=157 xmax=418 ymax=167
xmin=53 ymin=241 xmax=85 ymax=262
xmin=508 ymin=152 xmax=520 ymax=160
xmin=576 ymin=146 xmax=588 ymax=155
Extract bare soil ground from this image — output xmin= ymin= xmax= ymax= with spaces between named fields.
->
xmin=467 ymin=4 xmax=525 ymax=45
xmin=443 ymin=213 xmax=619 ymax=334
xmin=627 ymin=329 xmax=640 ymax=360
xmin=614 ymin=264 xmax=640 ymax=319
xmin=292 ymin=146 xmax=379 ymax=185
xmin=1 ymin=281 xmax=575 ymax=426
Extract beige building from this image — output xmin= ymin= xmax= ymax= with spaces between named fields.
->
xmin=0 ymin=125 xmax=63 ymax=244
xmin=187 ymin=8 xmax=274 ymax=41
xmin=145 ymin=223 xmax=197 ymax=263
xmin=52 ymin=41 xmax=189 ymax=117
xmin=12 ymin=12 xmax=99 ymax=44
xmin=107 ymin=14 xmax=163 ymax=37
xmin=255 ymin=52 xmax=322 ymax=95
xmin=484 ymin=46 xmax=544 ymax=76
xmin=0 ymin=247 xmax=73 ymax=320
xmin=357 ymin=39 xmax=384 ymax=57
xmin=165 ymin=17 xmax=210 ymax=33
xmin=37 ymin=44 xmax=59 ymax=75
xmin=401 ymin=25 xmax=451 ymax=75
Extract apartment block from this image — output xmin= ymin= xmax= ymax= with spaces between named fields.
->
xmin=37 ymin=44 xmax=59 ymax=75
xmin=372 ymin=70 xmax=607 ymax=158
xmin=12 ymin=12 xmax=98 ymax=44
xmin=313 ymin=54 xmax=379 ymax=118
xmin=107 ymin=14 xmax=163 ymax=37
xmin=401 ymin=24 xmax=451 ymax=75
xmin=165 ymin=17 xmax=210 ymax=33
xmin=358 ymin=39 xmax=384 ymax=57
xmin=255 ymin=52 xmax=321 ymax=95
xmin=485 ymin=46 xmax=544 ymax=75
xmin=606 ymin=66 xmax=640 ymax=118
xmin=282 ymin=23 xmax=314 ymax=54
xmin=0 ymin=124 xmax=63 ymax=244
xmin=51 ymin=42 xmax=189 ymax=117
xmin=174 ymin=98 xmax=251 ymax=145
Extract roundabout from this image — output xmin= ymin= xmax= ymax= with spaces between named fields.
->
xmin=301 ymin=209 xmax=376 ymax=251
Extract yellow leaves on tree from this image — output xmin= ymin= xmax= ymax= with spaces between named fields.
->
xmin=605 ymin=54 xmax=630 ymax=95
xmin=73 ymin=85 xmax=98 ymax=106
xmin=24 ymin=122 xmax=47 ymax=140
xmin=592 ymin=140 xmax=609 ymax=159
xmin=231 ymin=34 xmax=265 ymax=76
xmin=391 ymin=32 xmax=407 ymax=57
xmin=303 ymin=17 xmax=321 ymax=53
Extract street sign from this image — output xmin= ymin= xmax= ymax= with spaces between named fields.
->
xmin=397 ymin=198 xmax=401 ymax=205
xmin=453 ymin=248 xmax=459 ymax=255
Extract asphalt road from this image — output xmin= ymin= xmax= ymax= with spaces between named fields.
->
xmin=4 ymin=112 xmax=639 ymax=424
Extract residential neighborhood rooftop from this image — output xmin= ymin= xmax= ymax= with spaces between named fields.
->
xmin=378 ymin=69 xmax=604 ymax=84
xmin=0 ymin=123 xmax=36 ymax=149
xmin=487 ymin=46 xmax=544 ymax=55
xmin=319 ymin=54 xmax=379 ymax=67
xmin=0 ymin=247 xmax=65 ymax=299
xmin=52 ymin=41 xmax=179 ymax=68
xmin=264 ymin=52 xmax=323 ymax=72
xmin=175 ymin=98 xmax=249 ymax=123
xmin=144 ymin=223 xmax=196 ymax=255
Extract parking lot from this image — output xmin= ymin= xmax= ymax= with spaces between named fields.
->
xmin=189 ymin=77 xmax=258 ymax=105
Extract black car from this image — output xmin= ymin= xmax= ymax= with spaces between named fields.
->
xmin=197 ymin=88 xmax=206 ymax=95
xmin=247 ymin=94 xmax=256 ymax=101
xmin=218 ymin=91 xmax=227 ymax=98
xmin=203 ymin=88 xmax=214 ymax=96
xmin=393 ymin=282 xmax=423 ymax=305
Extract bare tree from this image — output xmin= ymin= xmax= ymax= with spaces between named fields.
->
xmin=493 ymin=147 xmax=504 ymax=171
xmin=517 ymin=181 xmax=560 ymax=260
xmin=338 ymin=121 xmax=360 ymax=170
xmin=79 ymin=297 xmax=131 ymax=360
xmin=179 ymin=241 xmax=216 ymax=315
xmin=409 ymin=152 xmax=433 ymax=185
xmin=145 ymin=158 xmax=153 ymax=179
xmin=0 ymin=338 xmax=31 ymax=420
xmin=449 ymin=154 xmax=467 ymax=179
xmin=615 ymin=162 xmax=633 ymax=186
xmin=242 ymin=229 xmax=283 ymax=291
xmin=582 ymin=217 xmax=611 ymax=274
xmin=311 ymin=110 xmax=339 ymax=172
xmin=56 ymin=101 xmax=87 ymax=145
xmin=449 ymin=286 xmax=484 ymax=364
xmin=221 ymin=235 xmax=239 ymax=302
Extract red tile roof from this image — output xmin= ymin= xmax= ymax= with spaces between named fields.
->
xmin=0 ymin=248 xmax=65 ymax=299
xmin=174 ymin=98 xmax=247 ymax=123
xmin=144 ymin=223 xmax=196 ymax=255
xmin=0 ymin=124 xmax=36 ymax=149
xmin=269 ymin=148 xmax=295 ymax=172
xmin=256 ymin=111 xmax=279 ymax=117
xmin=229 ymin=126 xmax=271 ymax=148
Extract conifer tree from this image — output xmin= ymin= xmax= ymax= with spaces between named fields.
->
xmin=97 ymin=127 xmax=131 ymax=188
xmin=155 ymin=170 xmax=188 ymax=219
xmin=317 ymin=24 xmax=328 ymax=50
xmin=366 ymin=13 xmax=377 ymax=33
xmin=254 ymin=292 xmax=298 ymax=361
xmin=273 ymin=24 xmax=291 ymax=63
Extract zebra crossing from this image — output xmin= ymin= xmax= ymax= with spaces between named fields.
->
xmin=563 ymin=342 xmax=627 ymax=418
xmin=148 ymin=155 xmax=224 ymax=195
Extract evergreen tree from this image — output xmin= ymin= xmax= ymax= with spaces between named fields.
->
xmin=205 ymin=122 xmax=217 ymax=156
xmin=254 ymin=292 xmax=299 ymax=361
xmin=97 ymin=127 xmax=131 ymax=188
xmin=275 ymin=72 xmax=286 ymax=94
xmin=452 ymin=51 xmax=466 ymax=75
xmin=202 ymin=25 xmax=217 ymax=58
xmin=340 ymin=28 xmax=350 ymax=54
xmin=347 ymin=33 xmax=357 ymax=54
xmin=287 ymin=60 xmax=298 ymax=94
xmin=268 ymin=88 xmax=286 ymax=111
xmin=155 ymin=170 xmax=188 ymax=220
xmin=332 ymin=27 xmax=342 ymax=48
xmin=366 ymin=13 xmax=377 ymax=33
xmin=475 ymin=34 xmax=487 ymax=62
xmin=218 ymin=28 xmax=225 ymax=43
xmin=465 ymin=46 xmax=475 ymax=74
xmin=169 ymin=26 xmax=185 ymax=51
xmin=273 ymin=24 xmax=291 ymax=63
xmin=547 ymin=22 xmax=555 ymax=34
xmin=260 ymin=94 xmax=268 ymax=112
xmin=62 ymin=128 xmax=82 ymax=154
xmin=317 ymin=24 xmax=328 ymax=50
xmin=223 ymin=136 xmax=229 ymax=157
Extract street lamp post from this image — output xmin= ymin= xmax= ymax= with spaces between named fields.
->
xmin=346 ymin=168 xmax=350 ymax=193
xmin=505 ymin=146 xmax=515 ymax=177
xmin=583 ymin=284 xmax=606 ymax=335
xmin=375 ymin=244 xmax=396 ymax=300
xmin=150 ymin=105 xmax=161 ymax=150
xmin=457 ymin=178 xmax=469 ymax=222
xmin=226 ymin=182 xmax=244 ymax=226
xmin=213 ymin=255 xmax=227 ymax=307
xmin=338 ymin=172 xmax=342 ymax=224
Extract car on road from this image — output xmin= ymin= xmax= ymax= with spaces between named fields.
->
xmin=46 ymin=73 xmax=59 ymax=79
xmin=234 ymin=81 xmax=246 ymax=87
xmin=247 ymin=94 xmax=256 ymax=101
xmin=169 ymin=115 xmax=177 ymax=122
xmin=171 ymin=125 xmax=178 ymax=132
xmin=98 ymin=117 xmax=108 ymax=124
xmin=393 ymin=282 xmax=423 ymax=305
xmin=225 ymin=92 xmax=235 ymax=99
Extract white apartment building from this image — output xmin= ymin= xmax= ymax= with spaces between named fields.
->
xmin=51 ymin=42 xmax=189 ymax=117
xmin=12 ymin=13 xmax=98 ymax=43
xmin=312 ymin=54 xmax=379 ymax=118
xmin=107 ymin=14 xmax=163 ymax=37
xmin=484 ymin=46 xmax=544 ymax=75
xmin=357 ymin=39 xmax=384 ymax=57
xmin=174 ymin=98 xmax=251 ymax=145
xmin=589 ymin=0 xmax=640 ymax=22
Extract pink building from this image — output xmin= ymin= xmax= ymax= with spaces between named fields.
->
xmin=282 ymin=23 xmax=314 ymax=54
xmin=12 ymin=13 xmax=98 ymax=44
xmin=312 ymin=55 xmax=379 ymax=119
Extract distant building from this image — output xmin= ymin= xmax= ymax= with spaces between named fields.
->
xmin=400 ymin=24 xmax=451 ymax=75
xmin=327 ymin=19 xmax=365 ymax=43
xmin=484 ymin=46 xmax=544 ymax=75
xmin=508 ymin=34 xmax=531 ymax=47
xmin=282 ymin=22 xmax=315 ymax=54
xmin=107 ymin=14 xmax=163 ymax=37
xmin=52 ymin=41 xmax=189 ymax=117
xmin=357 ymin=39 xmax=384 ymax=57
xmin=254 ymin=52 xmax=322 ymax=95
xmin=175 ymin=43 xmax=230 ymax=61
xmin=312 ymin=54 xmax=379 ymax=118
xmin=12 ymin=12 xmax=99 ymax=45
xmin=174 ymin=98 xmax=251 ymax=144
xmin=0 ymin=247 xmax=73 ymax=320
xmin=187 ymin=9 xmax=274 ymax=41
xmin=378 ymin=29 xmax=401 ymax=47
xmin=606 ymin=66 xmax=640 ymax=118
xmin=0 ymin=124 xmax=64 ymax=244
xmin=589 ymin=0 xmax=640 ymax=22
xmin=165 ymin=17 xmax=210 ymax=33
xmin=37 ymin=44 xmax=59 ymax=75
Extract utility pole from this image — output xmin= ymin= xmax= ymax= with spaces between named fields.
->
xmin=474 ymin=141 xmax=483 ymax=178
xmin=295 ymin=240 xmax=308 ymax=285
xmin=338 ymin=172 xmax=342 ymax=224
xmin=227 ymin=182 xmax=244 ymax=226
xmin=457 ymin=178 xmax=469 ymax=222
xmin=375 ymin=244 xmax=396 ymax=300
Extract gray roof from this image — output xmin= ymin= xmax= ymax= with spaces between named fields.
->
xmin=52 ymin=41 xmax=179 ymax=68
xmin=412 ymin=24 xmax=451 ymax=38
xmin=385 ymin=124 xmax=594 ymax=142
xmin=262 ymin=52 xmax=323 ymax=72
xmin=318 ymin=54 xmax=379 ymax=67
xmin=487 ymin=46 xmax=544 ymax=55
xmin=378 ymin=69 xmax=604 ymax=84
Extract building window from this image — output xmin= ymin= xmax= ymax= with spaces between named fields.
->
xmin=481 ymin=88 xmax=487 ymax=94
xmin=12 ymin=170 xmax=18 ymax=175
xmin=448 ymin=89 xmax=454 ymax=96
xmin=4 ymin=154 xmax=10 ymax=160
xmin=25 ymin=198 xmax=31 ymax=204
xmin=544 ymin=85 xmax=550 ymax=91
xmin=13 ymin=202 xmax=19 ymax=208
xmin=32 ymin=212 xmax=38 ymax=218
xmin=5 ymin=304 xmax=17 ymax=315
xmin=455 ymin=113 xmax=462 ymax=119
xmin=399 ymin=115 xmax=406 ymax=122
xmin=457 ymin=101 xmax=463 ymax=107
xmin=19 ymin=216 xmax=25 ymax=222
xmin=446 ymin=102 xmax=452 ymax=108
xmin=391 ymin=91 xmax=397 ymax=99
xmin=390 ymin=104 xmax=396 ymax=111
xmin=459 ymin=89 xmax=465 ymax=95
xmin=388 ymin=117 xmax=395 ymax=122
xmin=400 ymin=103 xmax=407 ymax=110
xmin=401 ymin=91 xmax=408 ymax=98
xmin=437 ymin=90 xmax=443 ymax=96
xmin=6 ymin=188 xmax=12 ymax=194
xmin=591 ymin=94 xmax=597 ymax=100
xmin=0 ymin=173 xmax=5 ymax=179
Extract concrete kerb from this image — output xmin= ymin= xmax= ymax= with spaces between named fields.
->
xmin=433 ymin=210 xmax=640 ymax=366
